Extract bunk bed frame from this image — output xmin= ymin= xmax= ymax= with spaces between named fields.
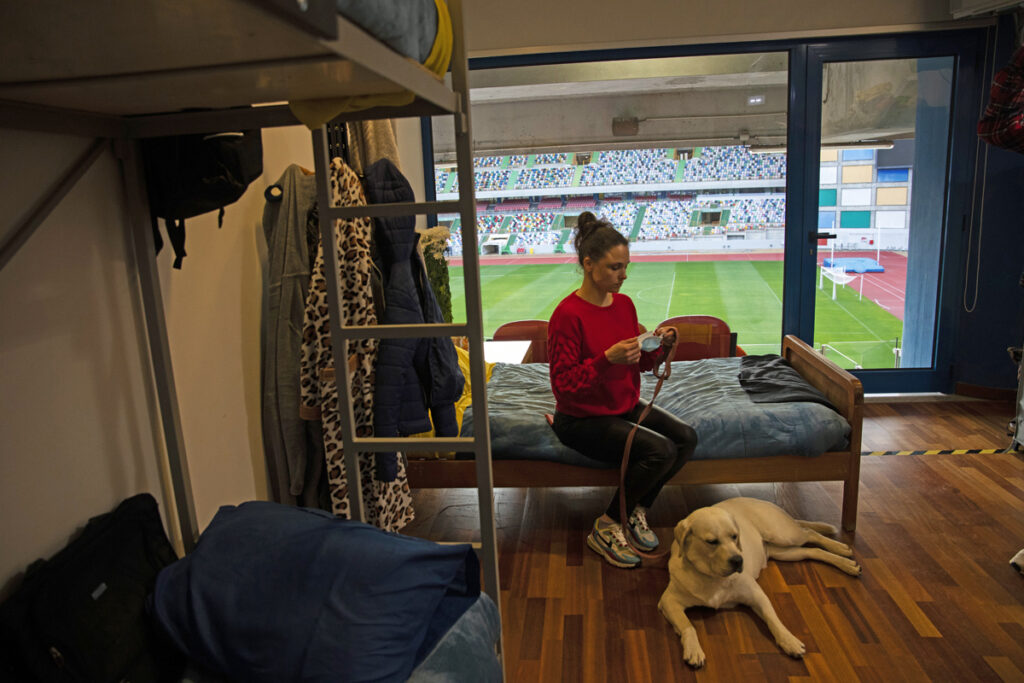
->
xmin=0 ymin=0 xmax=503 ymax=645
xmin=409 ymin=334 xmax=866 ymax=531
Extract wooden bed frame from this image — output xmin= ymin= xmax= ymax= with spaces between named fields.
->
xmin=407 ymin=334 xmax=864 ymax=531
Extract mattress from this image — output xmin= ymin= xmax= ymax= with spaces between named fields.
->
xmin=459 ymin=356 xmax=851 ymax=467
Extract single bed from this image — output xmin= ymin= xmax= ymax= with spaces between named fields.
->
xmin=409 ymin=334 xmax=865 ymax=531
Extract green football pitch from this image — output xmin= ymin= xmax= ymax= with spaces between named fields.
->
xmin=448 ymin=260 xmax=905 ymax=369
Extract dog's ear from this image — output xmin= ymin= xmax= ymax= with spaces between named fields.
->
xmin=674 ymin=518 xmax=691 ymax=550
xmin=728 ymin=512 xmax=742 ymax=552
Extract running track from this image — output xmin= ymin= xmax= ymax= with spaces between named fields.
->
xmin=449 ymin=250 xmax=908 ymax=320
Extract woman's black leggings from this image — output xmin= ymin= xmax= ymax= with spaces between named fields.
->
xmin=551 ymin=400 xmax=698 ymax=522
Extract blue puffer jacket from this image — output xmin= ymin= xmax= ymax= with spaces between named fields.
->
xmin=365 ymin=159 xmax=464 ymax=481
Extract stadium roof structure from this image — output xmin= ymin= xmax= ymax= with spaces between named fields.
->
xmin=432 ymin=52 xmax=917 ymax=161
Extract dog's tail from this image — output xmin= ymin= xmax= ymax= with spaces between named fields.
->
xmin=797 ymin=520 xmax=837 ymax=535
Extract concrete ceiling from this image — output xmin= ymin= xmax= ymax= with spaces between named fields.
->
xmin=432 ymin=53 xmax=922 ymax=161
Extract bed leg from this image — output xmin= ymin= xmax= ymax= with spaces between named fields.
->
xmin=841 ymin=472 xmax=859 ymax=532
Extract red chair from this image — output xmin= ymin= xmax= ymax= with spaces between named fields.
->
xmin=492 ymin=320 xmax=549 ymax=363
xmin=657 ymin=315 xmax=743 ymax=361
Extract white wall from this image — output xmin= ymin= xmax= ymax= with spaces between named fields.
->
xmin=153 ymin=125 xmax=314 ymax=535
xmin=0 ymin=131 xmax=169 ymax=592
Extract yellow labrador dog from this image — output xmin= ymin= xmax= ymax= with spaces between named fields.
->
xmin=658 ymin=497 xmax=861 ymax=667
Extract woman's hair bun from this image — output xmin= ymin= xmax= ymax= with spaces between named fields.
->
xmin=577 ymin=211 xmax=598 ymax=227
xmin=572 ymin=210 xmax=626 ymax=267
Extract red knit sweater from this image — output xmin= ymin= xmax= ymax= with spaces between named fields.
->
xmin=547 ymin=291 xmax=657 ymax=417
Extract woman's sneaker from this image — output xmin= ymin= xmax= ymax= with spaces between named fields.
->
xmin=587 ymin=518 xmax=641 ymax=568
xmin=627 ymin=506 xmax=660 ymax=551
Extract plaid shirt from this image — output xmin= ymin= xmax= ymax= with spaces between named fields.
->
xmin=978 ymin=44 xmax=1024 ymax=154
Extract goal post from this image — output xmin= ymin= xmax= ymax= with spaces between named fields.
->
xmin=820 ymin=265 xmax=859 ymax=300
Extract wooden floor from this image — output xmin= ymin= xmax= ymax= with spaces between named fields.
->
xmin=405 ymin=399 xmax=1024 ymax=682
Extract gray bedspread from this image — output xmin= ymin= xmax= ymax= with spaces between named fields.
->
xmin=460 ymin=357 xmax=850 ymax=467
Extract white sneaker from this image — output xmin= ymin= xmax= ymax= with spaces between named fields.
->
xmin=586 ymin=518 xmax=641 ymax=568
xmin=627 ymin=506 xmax=660 ymax=551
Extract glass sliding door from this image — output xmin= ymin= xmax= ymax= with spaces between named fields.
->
xmin=810 ymin=56 xmax=954 ymax=370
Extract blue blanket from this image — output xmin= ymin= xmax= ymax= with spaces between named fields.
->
xmin=460 ymin=357 xmax=850 ymax=467
xmin=153 ymin=502 xmax=487 ymax=683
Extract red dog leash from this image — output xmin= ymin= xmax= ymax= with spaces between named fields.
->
xmin=617 ymin=333 xmax=678 ymax=561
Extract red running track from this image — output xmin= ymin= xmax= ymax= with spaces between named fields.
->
xmin=817 ymin=250 xmax=907 ymax=321
xmin=449 ymin=249 xmax=908 ymax=320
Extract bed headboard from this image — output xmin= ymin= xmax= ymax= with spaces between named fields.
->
xmin=781 ymin=334 xmax=863 ymax=453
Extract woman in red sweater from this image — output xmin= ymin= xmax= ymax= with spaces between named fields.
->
xmin=548 ymin=212 xmax=697 ymax=568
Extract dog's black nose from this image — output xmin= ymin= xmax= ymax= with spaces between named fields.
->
xmin=729 ymin=555 xmax=743 ymax=572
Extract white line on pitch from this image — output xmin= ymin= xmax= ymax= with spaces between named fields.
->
xmin=666 ymin=269 xmax=677 ymax=320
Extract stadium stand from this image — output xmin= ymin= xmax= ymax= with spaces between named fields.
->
xmin=508 ymin=212 xmax=556 ymax=231
xmin=496 ymin=199 xmax=531 ymax=211
xmin=434 ymin=168 xmax=448 ymax=195
xmin=566 ymin=196 xmax=597 ymax=210
xmin=681 ymin=146 xmax=785 ymax=181
xmin=639 ymin=200 xmax=696 ymax=240
xmin=726 ymin=197 xmax=785 ymax=228
xmin=515 ymin=166 xmax=575 ymax=189
xmin=598 ymin=201 xmax=640 ymax=230
xmin=537 ymin=197 xmax=564 ymax=210
xmin=475 ymin=169 xmax=511 ymax=192
xmin=476 ymin=214 xmax=505 ymax=232
xmin=534 ymin=153 xmax=571 ymax=165
xmin=475 ymin=155 xmax=504 ymax=168
xmin=579 ymin=149 xmax=677 ymax=186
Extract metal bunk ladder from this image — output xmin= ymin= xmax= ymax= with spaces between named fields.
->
xmin=308 ymin=1 xmax=503 ymax=662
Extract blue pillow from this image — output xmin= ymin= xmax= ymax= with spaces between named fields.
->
xmin=151 ymin=501 xmax=479 ymax=683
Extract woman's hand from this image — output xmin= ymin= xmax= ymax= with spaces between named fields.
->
xmin=605 ymin=336 xmax=642 ymax=365
xmin=655 ymin=326 xmax=678 ymax=347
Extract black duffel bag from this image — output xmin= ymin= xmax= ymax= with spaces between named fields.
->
xmin=0 ymin=493 xmax=185 ymax=682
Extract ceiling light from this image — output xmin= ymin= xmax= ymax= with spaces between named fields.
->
xmin=748 ymin=95 xmax=765 ymax=106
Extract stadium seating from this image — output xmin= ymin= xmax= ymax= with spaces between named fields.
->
xmin=476 ymin=156 xmax=504 ymax=168
xmin=681 ymin=146 xmax=785 ymax=182
xmin=515 ymin=167 xmax=574 ymax=189
xmin=566 ymin=196 xmax=597 ymax=210
xmin=579 ymin=149 xmax=677 ymax=186
xmin=533 ymin=153 xmax=570 ymax=165
xmin=599 ymin=201 xmax=640 ymax=231
xmin=475 ymin=169 xmax=510 ymax=192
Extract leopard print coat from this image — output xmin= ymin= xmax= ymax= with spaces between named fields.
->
xmin=299 ymin=158 xmax=414 ymax=532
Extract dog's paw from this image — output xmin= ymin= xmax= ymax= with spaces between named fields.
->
xmin=835 ymin=543 xmax=855 ymax=558
xmin=681 ymin=632 xmax=706 ymax=668
xmin=838 ymin=556 xmax=862 ymax=576
xmin=776 ymin=631 xmax=806 ymax=659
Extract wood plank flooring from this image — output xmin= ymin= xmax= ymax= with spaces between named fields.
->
xmin=405 ymin=399 xmax=1024 ymax=682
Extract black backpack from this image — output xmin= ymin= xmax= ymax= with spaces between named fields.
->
xmin=0 ymin=493 xmax=185 ymax=682
xmin=142 ymin=129 xmax=263 ymax=269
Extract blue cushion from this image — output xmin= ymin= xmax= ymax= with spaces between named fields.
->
xmin=152 ymin=502 xmax=479 ymax=683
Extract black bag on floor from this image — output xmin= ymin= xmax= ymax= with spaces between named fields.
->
xmin=0 ymin=493 xmax=185 ymax=682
